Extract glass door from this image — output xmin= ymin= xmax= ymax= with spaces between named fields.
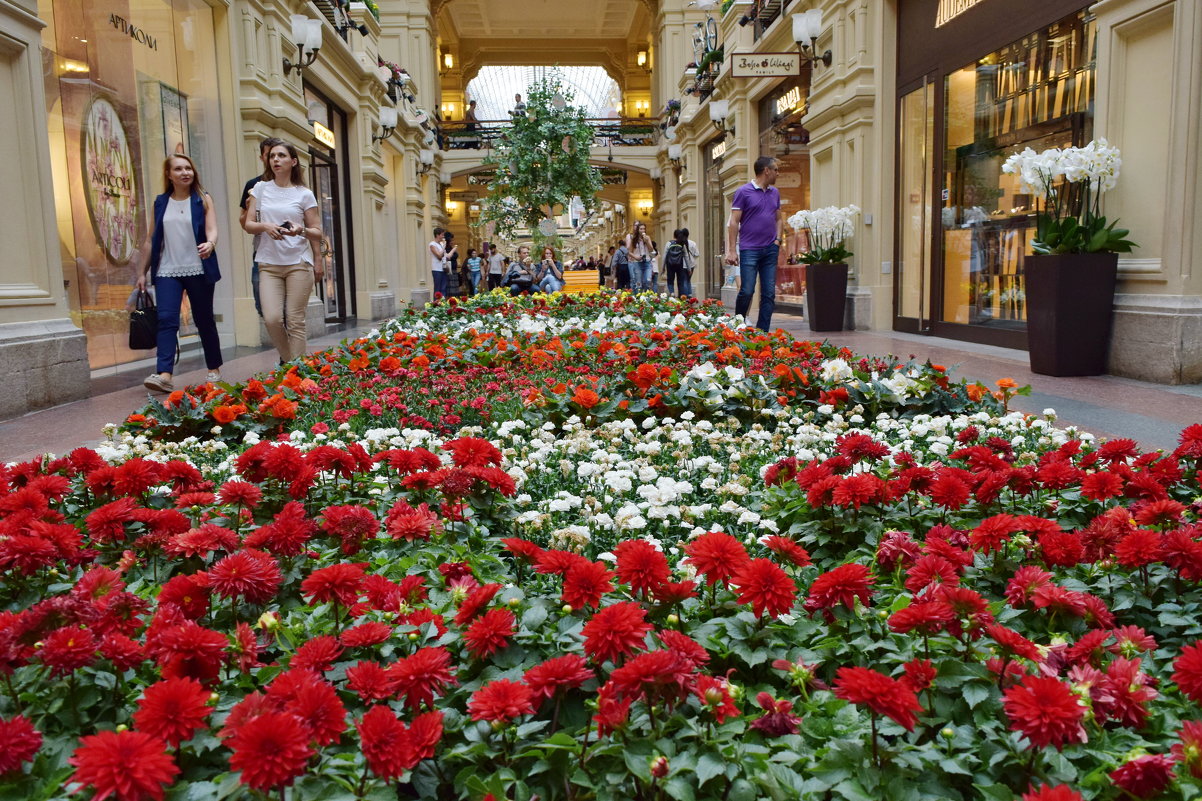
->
xmin=895 ymin=79 xmax=935 ymax=333
xmin=703 ymin=161 xmax=725 ymax=300
xmin=308 ymin=154 xmax=347 ymax=322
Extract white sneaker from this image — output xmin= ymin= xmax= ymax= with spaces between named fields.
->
xmin=144 ymin=373 xmax=173 ymax=393
xmin=205 ymin=371 xmax=222 ymax=383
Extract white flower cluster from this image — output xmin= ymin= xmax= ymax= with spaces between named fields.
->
xmin=787 ymin=204 xmax=860 ymax=248
xmin=1001 ymin=138 xmax=1122 ymax=196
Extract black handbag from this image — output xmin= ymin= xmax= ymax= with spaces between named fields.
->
xmin=128 ymin=289 xmax=158 ymax=350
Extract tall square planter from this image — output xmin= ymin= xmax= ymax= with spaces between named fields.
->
xmin=1024 ymin=252 xmax=1118 ymax=376
xmin=805 ymin=263 xmax=849 ymax=332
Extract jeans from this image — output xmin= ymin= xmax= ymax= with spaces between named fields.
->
xmin=259 ymin=262 xmax=314 ymax=362
xmin=488 ymin=274 xmax=503 ymax=290
xmin=154 ymin=274 xmax=223 ymax=375
xmin=735 ymin=244 xmax=779 ymax=331
xmin=470 ymin=270 xmax=482 ymax=294
xmin=538 ymin=275 xmax=564 ymax=293
xmin=632 ymin=259 xmax=652 ymax=292
xmin=667 ymin=263 xmax=692 ymax=297
xmin=432 ymin=270 xmax=448 ymax=299
xmin=251 ymin=260 xmax=262 ymax=316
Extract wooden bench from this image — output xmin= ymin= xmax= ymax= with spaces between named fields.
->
xmin=561 ymin=269 xmax=603 ymax=294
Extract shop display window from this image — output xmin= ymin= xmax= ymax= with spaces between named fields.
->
xmin=940 ymin=10 xmax=1095 ymax=329
xmin=40 ymin=0 xmax=228 ymax=371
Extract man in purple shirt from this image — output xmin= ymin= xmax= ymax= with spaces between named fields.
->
xmin=726 ymin=156 xmax=786 ymax=331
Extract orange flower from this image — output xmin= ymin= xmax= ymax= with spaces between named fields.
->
xmin=166 ymin=391 xmax=186 ymax=408
xmin=572 ymin=387 xmax=601 ymax=409
xmin=411 ymin=354 xmax=430 ymax=371
xmin=379 ymin=356 xmax=401 ymax=371
xmin=966 ymin=383 xmax=986 ymax=402
xmin=930 ymin=364 xmax=947 ymax=372
xmin=996 ymin=377 xmax=1019 ymax=390
xmin=242 ymin=379 xmax=268 ymax=402
xmin=212 ymin=404 xmax=247 ymax=425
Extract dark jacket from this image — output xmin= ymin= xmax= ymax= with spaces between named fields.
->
xmin=148 ymin=191 xmax=221 ymax=284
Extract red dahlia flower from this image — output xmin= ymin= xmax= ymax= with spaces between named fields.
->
xmin=454 ymin=582 xmax=502 ymax=626
xmin=1173 ymin=641 xmax=1202 ymax=705
xmin=984 ymin=623 xmax=1043 ymax=662
xmin=731 ymin=558 xmax=797 ymax=619
xmin=749 ymin=692 xmax=802 ymax=736
xmin=1109 ymin=754 xmax=1176 ymax=799
xmin=290 ymin=635 xmax=344 ymax=673
xmin=1003 ymin=675 xmax=1086 ymax=750
xmin=652 ymin=579 xmax=699 ymax=604
xmin=1172 ymin=719 xmax=1202 ymax=779
xmin=500 ymin=537 xmax=545 ymax=565
xmin=319 ymin=505 xmax=378 ymax=554
xmin=384 ymin=500 xmax=440 ymax=541
xmin=593 ymin=682 xmax=634 ymax=736
xmin=242 ymin=501 xmax=315 ymax=556
xmin=889 ymin=601 xmax=954 ymax=635
xmin=149 ymin=620 xmax=229 ymax=684
xmin=614 ymin=539 xmax=670 ymax=595
xmin=217 ymin=480 xmax=262 ymax=508
xmin=38 ymin=625 xmax=97 ymax=676
xmin=562 ymin=560 xmax=616 ymax=609
xmin=834 ymin=666 xmax=923 ymax=731
xmin=347 ymin=660 xmax=400 ymax=702
xmin=267 ymin=670 xmax=347 ymax=746
xmin=468 ymin=678 xmax=534 ymax=723
xmin=804 ymin=563 xmax=873 ymax=618
xmin=69 ymin=729 xmax=179 ymax=801
xmin=357 ymin=705 xmax=415 ymax=783
xmin=901 ymin=658 xmax=937 ymax=692
xmin=524 ymin=654 xmax=595 ymax=703
xmin=607 ymin=649 xmax=694 ymax=707
xmin=390 ymin=646 xmax=458 ymax=710
xmin=132 ymin=677 xmax=212 ymax=748
xmin=463 ymin=608 xmax=516 ymax=659
xmin=0 ymin=715 xmax=41 ymax=774
xmin=1081 ymin=471 xmax=1124 ymax=501
xmin=683 ymin=531 xmax=751 ymax=587
xmin=301 ymin=562 xmax=368 ymax=608
xmin=760 ymin=535 xmax=812 ymax=567
xmin=444 ymin=437 xmax=503 ymax=467
xmin=339 ymin=621 xmax=393 ymax=649
xmin=693 ymin=675 xmax=739 ymax=723
xmin=227 ymin=711 xmax=314 ymax=792
xmin=206 ymin=550 xmax=282 ymax=605
xmin=581 ymin=602 xmax=651 ymax=665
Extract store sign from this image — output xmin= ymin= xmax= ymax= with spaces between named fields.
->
xmin=710 ymin=139 xmax=727 ymax=161
xmin=313 ymin=121 xmax=336 ymax=148
xmin=81 ymin=96 xmax=138 ymax=266
xmin=730 ymin=52 xmax=801 ymax=78
xmin=109 ymin=14 xmax=158 ymax=51
xmin=775 ymin=86 xmax=803 ymax=117
xmin=934 ymin=0 xmax=988 ymax=27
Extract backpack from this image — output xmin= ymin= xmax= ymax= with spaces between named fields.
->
xmin=664 ymin=242 xmax=686 ymax=270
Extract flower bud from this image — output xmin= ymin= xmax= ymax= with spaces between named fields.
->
xmin=116 ymin=724 xmax=128 ymax=732
xmin=408 ymin=632 xmax=419 ymax=641
xmin=666 ymin=613 xmax=679 ymax=626
xmin=650 ymin=756 xmax=669 ymax=779
xmin=562 ymin=604 xmax=574 ymax=614
xmin=507 ymin=597 xmax=521 ymax=608
xmin=940 ymin=727 xmax=955 ymax=740
xmin=209 ymin=692 xmax=220 ymax=704
xmin=256 ymin=611 xmax=280 ymax=631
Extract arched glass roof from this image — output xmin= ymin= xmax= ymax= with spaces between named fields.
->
xmin=466 ymin=66 xmax=621 ymax=121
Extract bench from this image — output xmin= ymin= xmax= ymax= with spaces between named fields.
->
xmin=561 ymin=269 xmax=603 ymax=294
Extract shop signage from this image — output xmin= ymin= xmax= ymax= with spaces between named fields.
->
xmin=730 ymin=52 xmax=801 ymax=78
xmin=934 ymin=0 xmax=988 ymax=27
xmin=313 ymin=121 xmax=336 ymax=148
xmin=108 ymin=14 xmax=158 ymax=51
xmin=710 ymin=139 xmax=727 ymax=161
xmin=82 ymin=95 xmax=138 ymax=266
xmin=775 ymin=86 xmax=803 ymax=117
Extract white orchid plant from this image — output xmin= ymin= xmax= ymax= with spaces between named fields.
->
xmin=787 ymin=204 xmax=860 ymax=264
xmin=1001 ymin=139 xmax=1135 ymax=255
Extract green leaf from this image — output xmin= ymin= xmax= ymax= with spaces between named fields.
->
xmin=695 ymin=752 xmax=726 ymax=786
xmin=962 ymin=682 xmax=992 ymax=709
xmin=664 ymin=777 xmax=696 ymax=801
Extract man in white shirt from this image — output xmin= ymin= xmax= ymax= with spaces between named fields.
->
xmin=428 ymin=227 xmax=455 ymax=299
xmin=486 ymin=244 xmax=505 ymax=290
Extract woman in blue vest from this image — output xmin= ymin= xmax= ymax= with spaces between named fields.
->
xmin=136 ymin=154 xmax=223 ymax=393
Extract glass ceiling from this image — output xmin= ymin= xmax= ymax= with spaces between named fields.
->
xmin=466 ymin=66 xmax=622 ymax=121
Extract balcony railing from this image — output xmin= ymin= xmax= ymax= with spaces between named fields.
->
xmin=752 ymin=0 xmax=796 ymax=41
xmin=436 ymin=118 xmax=660 ymax=151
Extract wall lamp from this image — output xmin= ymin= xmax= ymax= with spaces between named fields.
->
xmin=709 ymin=98 xmax=734 ymax=138
xmin=416 ymin=148 xmax=435 ymax=176
xmin=668 ymin=144 xmax=684 ymax=172
xmin=650 ymin=166 xmax=663 ymax=188
xmin=637 ymin=50 xmax=650 ymax=72
xmin=793 ymin=9 xmax=832 ymax=68
xmin=372 ymin=106 xmax=398 ymax=143
xmin=442 ymin=52 xmax=454 ymax=71
xmin=284 ymin=15 xmax=322 ymax=76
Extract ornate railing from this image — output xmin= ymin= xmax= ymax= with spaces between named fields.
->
xmin=752 ymin=0 xmax=796 ymax=41
xmin=437 ymin=118 xmax=660 ymax=150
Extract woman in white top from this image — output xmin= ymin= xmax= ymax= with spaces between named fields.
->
xmin=625 ymin=222 xmax=655 ymax=294
xmin=241 ymin=141 xmax=323 ymax=363
xmin=135 ymin=154 xmax=223 ymax=393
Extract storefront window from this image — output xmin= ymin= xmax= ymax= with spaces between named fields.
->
xmin=40 ymin=0 xmax=229 ymax=371
xmin=304 ymin=85 xmax=354 ymax=322
xmin=897 ymin=81 xmax=935 ymax=327
xmin=940 ymin=10 xmax=1095 ymax=329
xmin=702 ymin=141 xmax=726 ymax=300
xmin=757 ymin=82 xmax=810 ymax=306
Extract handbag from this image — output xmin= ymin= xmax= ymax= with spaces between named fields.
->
xmin=128 ymin=289 xmax=158 ymax=350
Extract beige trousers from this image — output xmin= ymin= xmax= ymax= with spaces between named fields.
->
xmin=259 ymin=262 xmax=314 ymax=362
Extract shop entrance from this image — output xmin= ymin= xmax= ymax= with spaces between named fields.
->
xmin=304 ymin=85 xmax=355 ymax=323
xmin=702 ymin=144 xmax=726 ymax=300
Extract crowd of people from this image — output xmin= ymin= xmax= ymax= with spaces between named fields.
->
xmin=427 ymin=223 xmax=700 ymax=300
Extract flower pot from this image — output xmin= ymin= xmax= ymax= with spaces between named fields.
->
xmin=1024 ymin=252 xmax=1118 ymax=376
xmin=805 ymin=263 xmax=848 ymax=332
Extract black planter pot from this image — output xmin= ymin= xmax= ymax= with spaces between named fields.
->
xmin=1024 ymin=252 xmax=1118 ymax=376
xmin=805 ymin=262 xmax=849 ymax=332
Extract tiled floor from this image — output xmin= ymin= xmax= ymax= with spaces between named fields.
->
xmin=1 ymin=313 xmax=1198 ymax=464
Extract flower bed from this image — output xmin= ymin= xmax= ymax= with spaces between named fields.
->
xmin=2 ymin=293 xmax=1201 ymax=801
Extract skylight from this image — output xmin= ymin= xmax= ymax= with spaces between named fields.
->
xmin=466 ymin=66 xmax=622 ymax=120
